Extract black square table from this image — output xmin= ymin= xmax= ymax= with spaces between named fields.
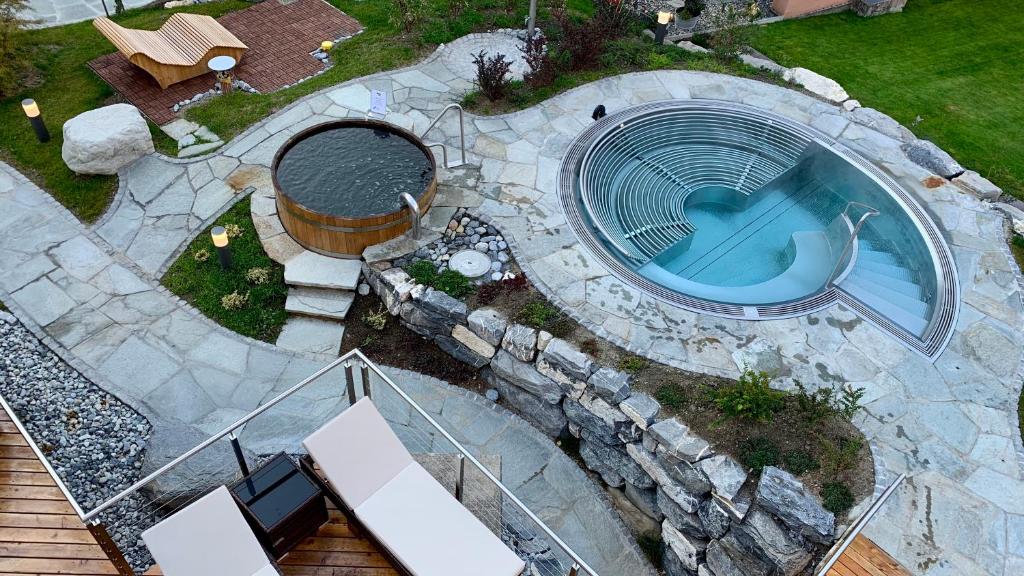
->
xmin=229 ymin=452 xmax=329 ymax=559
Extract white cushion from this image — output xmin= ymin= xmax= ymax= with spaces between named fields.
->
xmin=142 ymin=486 xmax=277 ymax=576
xmin=302 ymin=397 xmax=414 ymax=509
xmin=356 ymin=463 xmax=525 ymax=576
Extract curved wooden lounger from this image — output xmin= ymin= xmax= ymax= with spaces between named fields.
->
xmin=94 ymin=13 xmax=247 ymax=89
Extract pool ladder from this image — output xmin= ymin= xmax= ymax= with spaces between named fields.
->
xmin=420 ymin=103 xmax=467 ymax=169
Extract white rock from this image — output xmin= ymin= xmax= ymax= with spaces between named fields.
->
xmin=953 ymin=170 xmax=1002 ymax=200
xmin=783 ymin=67 xmax=849 ymax=103
xmin=61 ymin=104 xmax=154 ymax=175
xmin=677 ymin=40 xmax=709 ymax=54
xmin=842 ymin=99 xmax=861 ymax=111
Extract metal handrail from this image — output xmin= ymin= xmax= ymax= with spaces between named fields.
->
xmin=80 ymin=349 xmax=599 ymax=576
xmin=400 ymin=192 xmax=421 ymax=240
xmin=0 ymin=394 xmax=87 ymax=518
xmin=815 ymin=473 xmax=907 ymax=575
xmin=420 ymin=103 xmax=466 ymax=167
xmin=826 ymin=201 xmax=879 ymax=287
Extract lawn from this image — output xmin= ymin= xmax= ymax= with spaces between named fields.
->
xmin=750 ymin=0 xmax=1024 ymax=199
xmin=0 ymin=0 xmax=582 ymax=222
xmin=0 ymin=1 xmax=247 ymax=223
xmin=162 ymin=197 xmax=288 ymax=342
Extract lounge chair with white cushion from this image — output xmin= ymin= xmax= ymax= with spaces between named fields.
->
xmin=141 ymin=485 xmax=280 ymax=576
xmin=302 ymin=397 xmax=525 ymax=576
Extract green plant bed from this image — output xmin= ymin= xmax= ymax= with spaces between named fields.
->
xmin=0 ymin=1 xmax=249 ymax=222
xmin=750 ymin=0 xmax=1024 ymax=199
xmin=463 ymin=37 xmax=771 ymax=115
xmin=162 ymin=197 xmax=288 ymax=342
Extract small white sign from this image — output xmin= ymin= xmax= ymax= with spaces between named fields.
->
xmin=370 ymin=89 xmax=387 ymax=117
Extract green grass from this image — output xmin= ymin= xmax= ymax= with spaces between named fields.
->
xmin=162 ymin=197 xmax=288 ymax=342
xmin=749 ymin=0 xmax=1024 ymax=199
xmin=0 ymin=1 xmax=248 ymax=222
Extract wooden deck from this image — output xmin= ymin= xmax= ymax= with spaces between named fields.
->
xmin=827 ymin=534 xmax=912 ymax=576
xmin=0 ymin=405 xmax=119 ymax=576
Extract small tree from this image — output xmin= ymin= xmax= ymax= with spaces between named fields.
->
xmin=519 ymin=33 xmax=554 ymax=88
xmin=391 ymin=0 xmax=426 ymax=33
xmin=0 ymin=0 xmax=32 ymax=97
xmin=472 ymin=50 xmax=512 ymax=101
xmin=704 ymin=0 xmax=760 ymax=61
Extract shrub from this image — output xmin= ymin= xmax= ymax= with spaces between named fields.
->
xmin=821 ymin=482 xmax=855 ymax=516
xmin=617 ymin=355 xmax=649 ymax=374
xmin=362 ymin=305 xmax=389 ymax=331
xmin=446 ymin=0 xmax=468 ymax=18
xmin=0 ymin=0 xmax=32 ymax=98
xmin=704 ymin=1 xmax=760 ymax=61
xmin=433 ymin=269 xmax=474 ymax=298
xmin=245 ymin=267 xmax=271 ymax=285
xmin=406 ymin=260 xmax=438 ymax=286
xmin=782 ymin=450 xmax=819 ymax=475
xmin=391 ymin=0 xmax=426 ymax=33
xmin=579 ymin=338 xmax=600 ymax=356
xmin=655 ymin=383 xmax=688 ymax=409
xmin=220 ymin=291 xmax=250 ymax=311
xmin=520 ymin=33 xmax=556 ymax=88
xmin=225 ymin=223 xmax=244 ymax=238
xmin=646 ymin=51 xmax=674 ymax=70
xmin=552 ymin=0 xmax=633 ymax=70
xmin=517 ymin=300 xmax=559 ymax=328
xmin=711 ymin=368 xmax=785 ymax=423
xmin=820 ymin=436 xmax=863 ymax=477
xmin=473 ymin=50 xmax=513 ymax=101
xmin=794 ymin=382 xmax=865 ymax=427
xmin=193 ymin=249 xmax=210 ymax=263
xmin=740 ymin=437 xmax=779 ymax=474
xmin=1013 ymin=234 xmax=1024 ymax=251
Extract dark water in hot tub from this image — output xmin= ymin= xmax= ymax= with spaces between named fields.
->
xmin=275 ymin=126 xmax=434 ymax=218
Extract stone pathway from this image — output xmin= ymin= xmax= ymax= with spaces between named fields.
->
xmin=1 ymin=30 xmax=1022 ymax=575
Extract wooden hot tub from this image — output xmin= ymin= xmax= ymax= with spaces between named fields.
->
xmin=272 ymin=119 xmax=437 ymax=258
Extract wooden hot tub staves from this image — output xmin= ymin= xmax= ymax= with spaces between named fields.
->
xmin=273 ymin=119 xmax=438 ymax=259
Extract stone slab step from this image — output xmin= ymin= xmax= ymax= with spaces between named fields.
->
xmin=275 ymin=316 xmax=345 ymax=356
xmin=286 ymin=287 xmax=355 ymax=321
xmin=284 ymin=251 xmax=361 ymax=290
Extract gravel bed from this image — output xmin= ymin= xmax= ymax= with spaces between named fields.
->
xmin=393 ymin=209 xmax=515 ymax=283
xmin=0 ymin=311 xmax=151 ymax=513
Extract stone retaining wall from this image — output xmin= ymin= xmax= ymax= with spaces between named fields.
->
xmin=363 ymin=261 xmax=838 ymax=576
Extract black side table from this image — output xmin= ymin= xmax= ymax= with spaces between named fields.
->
xmin=229 ymin=452 xmax=328 ymax=559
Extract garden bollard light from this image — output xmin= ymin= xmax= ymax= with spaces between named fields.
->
xmin=655 ymin=11 xmax=673 ymax=44
xmin=211 ymin=226 xmax=233 ymax=270
xmin=22 ymin=99 xmax=50 ymax=143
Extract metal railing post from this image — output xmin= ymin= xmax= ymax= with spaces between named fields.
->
xmin=455 ymin=454 xmax=465 ymax=502
xmin=87 ymin=521 xmax=134 ymax=576
xmin=568 ymin=563 xmax=580 ymax=576
xmin=344 ymin=361 xmax=356 ymax=405
xmin=227 ymin=432 xmax=250 ymax=477
xmin=420 ymin=103 xmax=466 ymax=168
xmin=400 ymin=192 xmax=421 ymax=240
xmin=360 ymin=361 xmax=372 ymax=399
xmin=815 ymin=473 xmax=907 ymax=575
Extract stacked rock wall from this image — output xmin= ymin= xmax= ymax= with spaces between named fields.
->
xmin=364 ymin=262 xmax=840 ymax=576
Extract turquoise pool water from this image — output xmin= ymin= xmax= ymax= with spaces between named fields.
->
xmin=576 ymin=105 xmax=942 ymax=338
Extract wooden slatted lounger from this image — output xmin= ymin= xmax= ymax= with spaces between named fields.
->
xmin=93 ymin=13 xmax=247 ymax=89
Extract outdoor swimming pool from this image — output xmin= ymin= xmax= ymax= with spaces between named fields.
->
xmin=561 ymin=101 xmax=958 ymax=354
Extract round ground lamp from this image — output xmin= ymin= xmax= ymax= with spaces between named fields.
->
xmin=211 ymin=226 xmax=233 ymax=269
xmin=21 ymin=99 xmax=50 ymax=143
xmin=208 ymin=55 xmax=238 ymax=94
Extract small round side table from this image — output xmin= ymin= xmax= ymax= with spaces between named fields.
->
xmin=208 ymin=55 xmax=238 ymax=94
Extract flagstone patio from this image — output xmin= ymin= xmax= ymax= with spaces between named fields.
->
xmin=0 ymin=31 xmax=1021 ymax=576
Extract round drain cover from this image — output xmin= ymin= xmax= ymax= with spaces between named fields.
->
xmin=449 ymin=250 xmax=491 ymax=278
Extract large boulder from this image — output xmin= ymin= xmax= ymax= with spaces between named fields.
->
xmin=730 ymin=509 xmax=812 ymax=575
xmin=62 ymin=104 xmax=154 ymax=175
xmin=482 ymin=368 xmax=566 ymax=438
xmin=782 ymin=68 xmax=849 ymax=103
xmin=902 ymin=139 xmax=965 ymax=178
xmin=755 ymin=466 xmax=835 ymax=544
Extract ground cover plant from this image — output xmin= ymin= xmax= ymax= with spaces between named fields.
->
xmin=162 ymin=197 xmax=288 ymax=342
xmin=749 ymin=0 xmax=1024 ymax=200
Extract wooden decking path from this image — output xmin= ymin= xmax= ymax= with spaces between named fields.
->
xmin=0 ymin=405 xmax=119 ymax=576
xmin=826 ymin=534 xmax=912 ymax=576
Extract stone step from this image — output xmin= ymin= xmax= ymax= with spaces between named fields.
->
xmin=284 ymin=251 xmax=361 ymax=290
xmin=286 ymin=287 xmax=355 ymax=321
xmin=275 ymin=316 xmax=345 ymax=356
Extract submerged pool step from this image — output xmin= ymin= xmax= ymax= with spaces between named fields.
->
xmin=844 ymin=267 xmax=924 ymax=300
xmin=839 ymin=283 xmax=930 ymax=337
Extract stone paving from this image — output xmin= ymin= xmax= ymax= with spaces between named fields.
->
xmin=1 ymin=30 xmax=1023 ymax=575
xmin=25 ymin=0 xmax=149 ymax=27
